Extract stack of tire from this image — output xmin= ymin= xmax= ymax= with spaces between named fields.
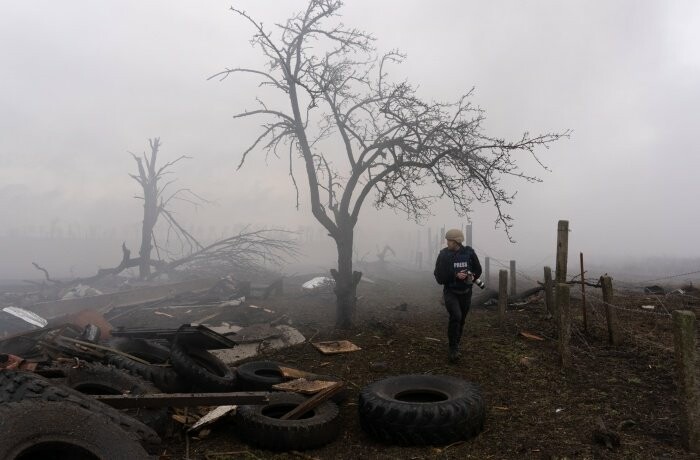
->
xmin=0 ymin=369 xmax=159 ymax=459
xmin=233 ymin=360 xmax=344 ymax=451
xmin=104 ymin=339 xmax=344 ymax=451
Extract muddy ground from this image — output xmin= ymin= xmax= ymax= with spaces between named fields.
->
xmin=107 ymin=269 xmax=699 ymax=459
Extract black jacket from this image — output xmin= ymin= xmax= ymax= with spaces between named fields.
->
xmin=434 ymin=245 xmax=482 ymax=292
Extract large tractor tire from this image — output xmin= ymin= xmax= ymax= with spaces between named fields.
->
xmin=0 ymin=369 xmax=161 ymax=452
xmin=65 ymin=363 xmax=171 ymax=435
xmin=358 ymin=374 xmax=485 ymax=445
xmin=0 ymin=399 xmax=151 ymax=460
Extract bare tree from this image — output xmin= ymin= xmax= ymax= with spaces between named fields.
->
xmin=214 ymin=0 xmax=568 ymax=328
xmin=129 ymin=138 xmax=202 ymax=279
xmin=30 ymin=139 xmax=297 ymax=289
xmin=128 ymin=139 xmax=298 ymax=281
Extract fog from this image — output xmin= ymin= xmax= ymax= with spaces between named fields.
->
xmin=1 ymin=1 xmax=699 ymax=282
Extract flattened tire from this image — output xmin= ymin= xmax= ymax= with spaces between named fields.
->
xmin=65 ymin=363 xmax=171 ymax=436
xmin=0 ymin=399 xmax=150 ymax=460
xmin=0 ymin=369 xmax=161 ymax=452
xmin=170 ymin=342 xmax=236 ymax=392
xmin=235 ymin=392 xmax=341 ymax=451
xmin=106 ymin=337 xmax=186 ymax=393
xmin=358 ymin=374 xmax=485 ymax=445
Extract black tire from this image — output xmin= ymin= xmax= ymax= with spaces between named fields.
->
xmin=235 ymin=360 xmax=285 ymax=390
xmin=235 ymin=392 xmax=341 ymax=451
xmin=170 ymin=342 xmax=236 ymax=392
xmin=0 ymin=369 xmax=161 ymax=452
xmin=65 ymin=363 xmax=172 ymax=436
xmin=358 ymin=374 xmax=485 ymax=446
xmin=0 ymin=399 xmax=150 ymax=460
xmin=105 ymin=338 xmax=186 ymax=393
xmin=235 ymin=361 xmax=347 ymax=403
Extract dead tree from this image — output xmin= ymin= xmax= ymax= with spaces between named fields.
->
xmin=215 ymin=0 xmax=568 ymax=328
xmin=30 ymin=140 xmax=298 ymax=289
xmin=129 ymin=138 xmax=200 ymax=279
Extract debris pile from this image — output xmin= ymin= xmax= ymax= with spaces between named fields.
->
xmin=0 ymin=275 xmax=350 ymax=457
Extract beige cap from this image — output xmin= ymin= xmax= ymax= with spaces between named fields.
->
xmin=445 ymin=228 xmax=464 ymax=243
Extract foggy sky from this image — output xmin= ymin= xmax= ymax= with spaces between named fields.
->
xmin=1 ymin=1 xmax=699 ymax=279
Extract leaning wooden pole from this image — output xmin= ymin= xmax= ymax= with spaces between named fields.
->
xmin=580 ymin=252 xmax=588 ymax=333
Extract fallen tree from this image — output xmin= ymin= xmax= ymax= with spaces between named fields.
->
xmin=30 ymin=228 xmax=298 ymax=289
xmin=27 ymin=138 xmax=298 ymax=291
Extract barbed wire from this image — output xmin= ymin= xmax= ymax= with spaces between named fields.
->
xmin=634 ymin=269 xmax=700 ymax=284
xmin=466 ymin=247 xmax=700 ymax=305
xmin=586 ymin=294 xmax=673 ymax=319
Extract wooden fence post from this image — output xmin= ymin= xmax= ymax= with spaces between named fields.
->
xmin=465 ymin=223 xmax=473 ymax=247
xmin=600 ymin=275 xmax=620 ymax=345
xmin=556 ymin=220 xmax=569 ymax=283
xmin=427 ymin=228 xmax=432 ymax=262
xmin=673 ymin=310 xmax=699 ymax=452
xmin=556 ymin=283 xmax=571 ymax=367
xmin=417 ymin=251 xmax=423 ymax=270
xmin=580 ymin=252 xmax=588 ymax=333
xmin=498 ymin=269 xmax=508 ymax=325
xmin=509 ymin=260 xmax=517 ymax=296
xmin=435 ymin=229 xmax=441 ymax=259
xmin=484 ymin=257 xmax=490 ymax=286
xmin=544 ymin=266 xmax=554 ymax=315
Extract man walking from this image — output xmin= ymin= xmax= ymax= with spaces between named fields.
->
xmin=434 ymin=228 xmax=482 ymax=363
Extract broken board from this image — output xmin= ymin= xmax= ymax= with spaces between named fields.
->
xmin=311 ymin=340 xmax=361 ymax=354
xmin=272 ymin=378 xmax=338 ymax=394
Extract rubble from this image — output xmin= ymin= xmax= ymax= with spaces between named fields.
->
xmin=0 ymin=273 xmax=345 ymax=455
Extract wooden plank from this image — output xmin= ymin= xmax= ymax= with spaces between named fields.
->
xmin=272 ymin=378 xmax=337 ymax=394
xmin=94 ymin=391 xmax=269 ymax=409
xmin=280 ymin=382 xmax=344 ymax=420
xmin=279 ymin=366 xmax=315 ymax=379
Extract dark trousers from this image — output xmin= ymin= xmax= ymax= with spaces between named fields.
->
xmin=444 ymin=289 xmax=472 ymax=351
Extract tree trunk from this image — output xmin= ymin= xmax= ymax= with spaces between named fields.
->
xmin=138 ymin=186 xmax=158 ymax=280
xmin=330 ymin=227 xmax=362 ymax=329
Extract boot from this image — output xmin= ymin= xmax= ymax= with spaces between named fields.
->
xmin=448 ymin=349 xmax=461 ymax=364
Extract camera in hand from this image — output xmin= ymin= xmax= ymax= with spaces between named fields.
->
xmin=468 ymin=271 xmax=486 ymax=289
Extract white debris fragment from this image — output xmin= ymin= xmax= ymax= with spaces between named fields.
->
xmin=210 ymin=325 xmax=305 ymax=364
xmin=640 ymin=305 xmax=656 ymax=310
xmin=2 ymin=307 xmax=48 ymax=328
xmin=301 ymin=276 xmax=335 ymax=291
xmin=188 ymin=405 xmax=237 ymax=432
xmin=61 ymin=284 xmax=103 ymax=299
